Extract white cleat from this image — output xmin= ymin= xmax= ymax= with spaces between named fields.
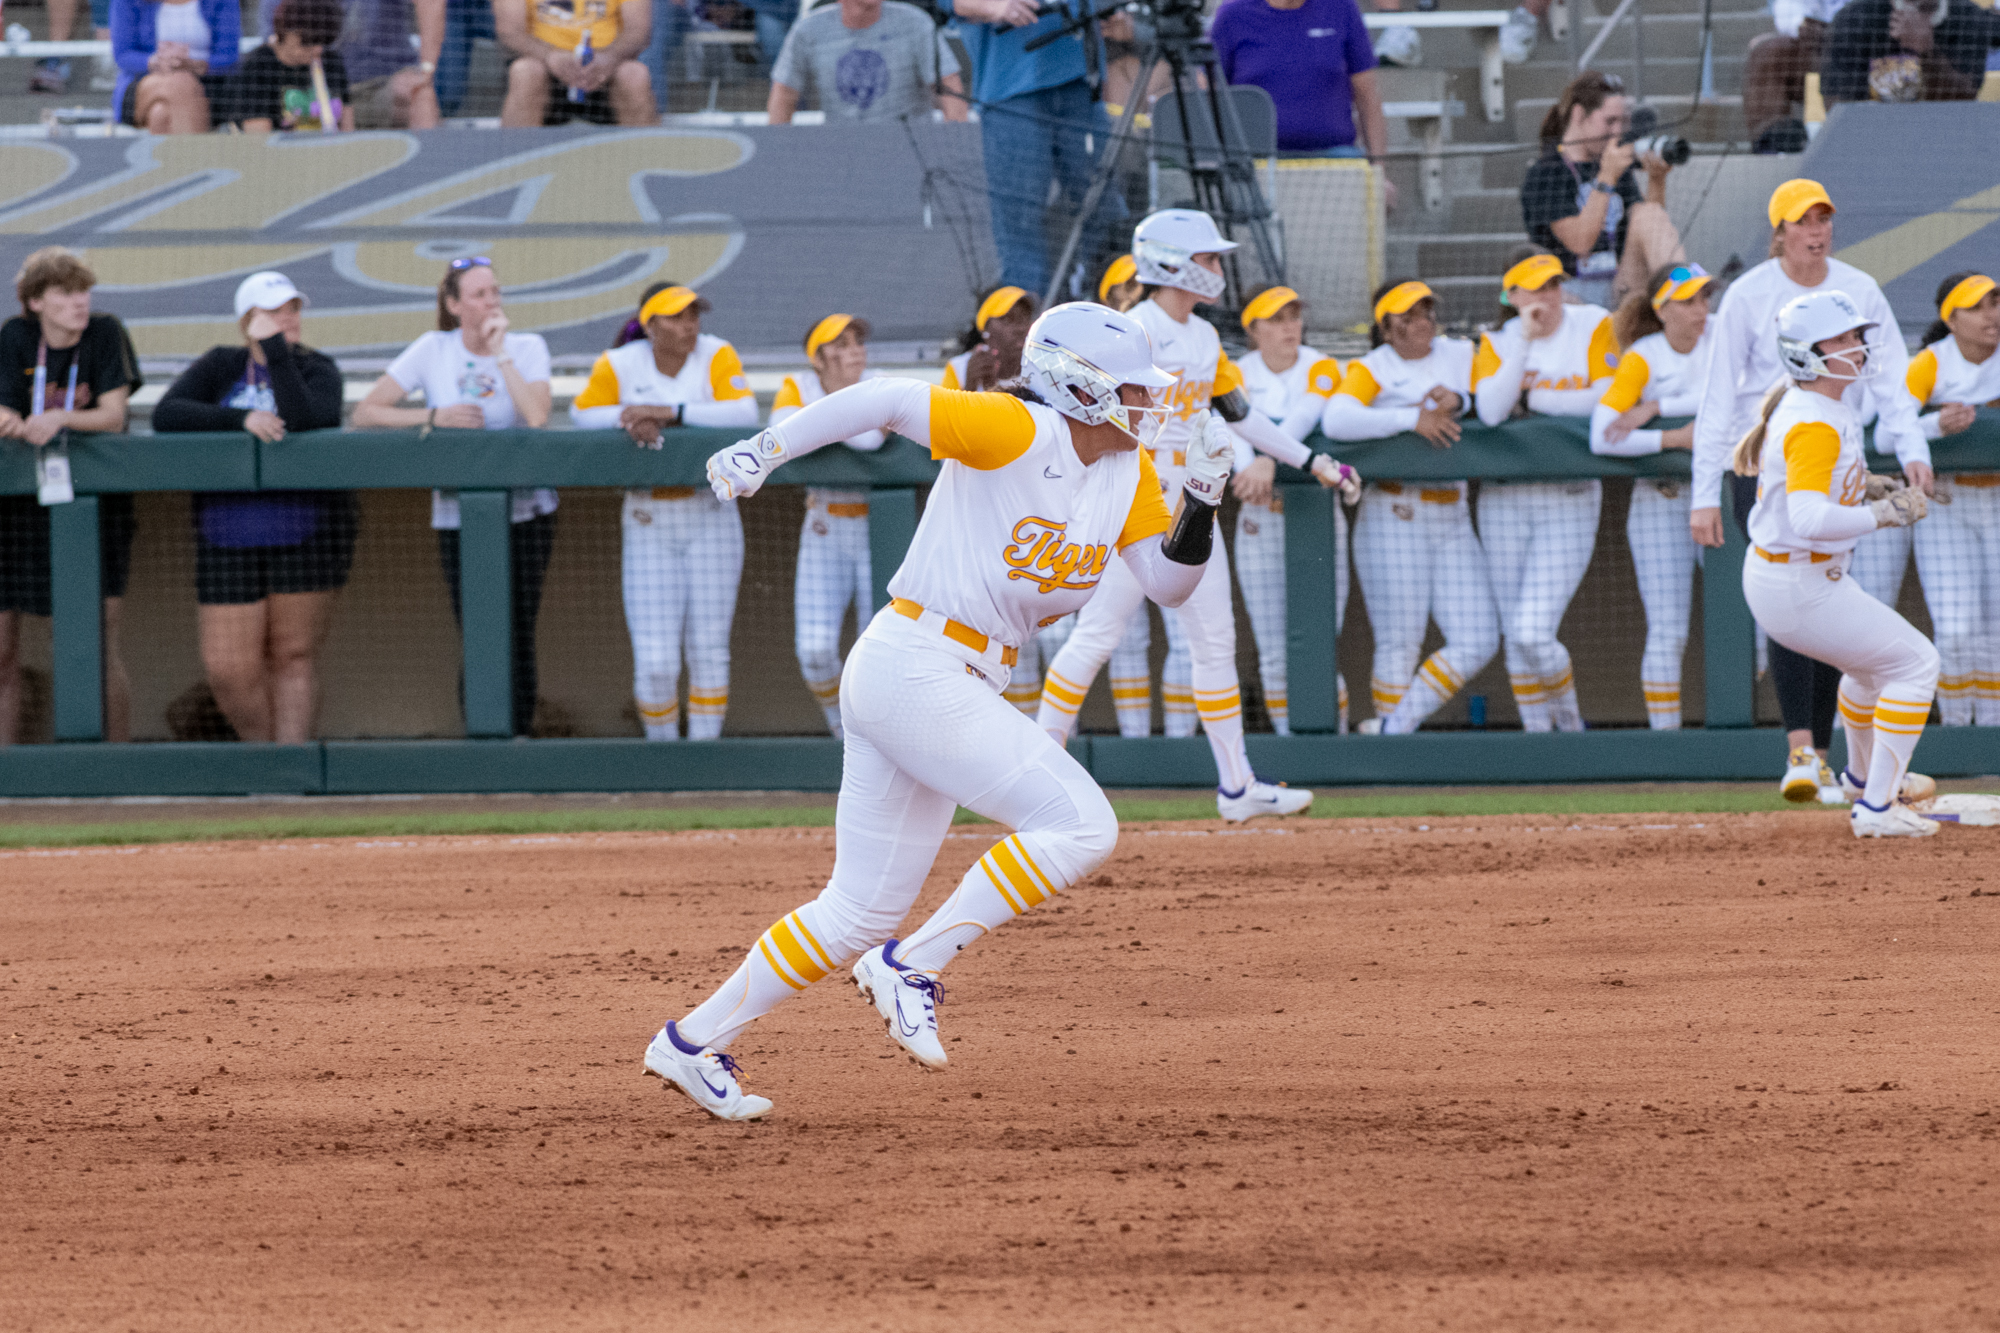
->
xmin=1849 ymin=799 xmax=1940 ymax=839
xmin=1780 ymin=746 xmax=1821 ymax=804
xmin=643 ymin=1022 xmax=772 ymax=1121
xmin=853 ymin=941 xmax=947 ymax=1069
xmin=1355 ymin=718 xmax=1384 ymax=735
xmin=1839 ymin=767 xmax=1936 ymax=806
xmin=1218 ymin=780 xmax=1313 ymax=822
xmin=1815 ymin=759 xmax=1849 ymax=805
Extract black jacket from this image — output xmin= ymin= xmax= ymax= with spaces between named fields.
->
xmin=1821 ymin=0 xmax=2000 ymax=103
xmin=152 ymin=334 xmax=343 ymax=433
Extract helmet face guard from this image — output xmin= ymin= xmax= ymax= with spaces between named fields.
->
xmin=1134 ymin=238 xmax=1228 ymax=301
xmin=1024 ymin=342 xmax=1171 ymax=447
xmin=1778 ymin=324 xmax=1884 ymax=383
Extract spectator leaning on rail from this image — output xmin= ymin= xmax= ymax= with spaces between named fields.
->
xmin=353 ymin=257 xmax=556 ymax=738
xmin=941 ymin=0 xmax=1117 ymax=296
xmin=228 ymin=0 xmax=354 ymax=130
xmin=570 ymin=284 xmax=758 ymax=742
xmin=1519 ymin=72 xmax=1687 ymax=312
xmin=1209 ymin=0 xmax=1395 ymax=208
xmin=495 ymin=0 xmax=658 ymax=127
xmin=767 ymin=0 xmax=967 ymax=124
xmin=256 ymin=0 xmax=444 ymax=128
xmin=110 ymin=0 xmax=243 ymax=133
xmin=1820 ymin=0 xmax=2000 ymax=106
xmin=0 ymin=248 xmax=142 ymax=746
xmin=152 ymin=272 xmax=350 ymax=745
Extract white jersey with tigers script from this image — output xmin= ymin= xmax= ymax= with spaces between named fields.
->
xmin=1127 ymin=298 xmax=1242 ymax=467
xmin=1473 ymin=303 xmax=1620 ymax=399
xmin=1906 ymin=336 xmax=2000 ymax=441
xmin=1748 ymin=388 xmax=1873 ymax=558
xmin=882 ymin=388 xmax=1171 ymax=648
xmin=772 ymin=367 xmax=887 ymax=508
xmin=1236 ymin=346 xmax=1341 ymax=422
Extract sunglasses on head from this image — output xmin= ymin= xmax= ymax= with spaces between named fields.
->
xmin=1665 ymin=263 xmax=1709 ymax=285
xmin=449 ymin=256 xmax=492 ymax=271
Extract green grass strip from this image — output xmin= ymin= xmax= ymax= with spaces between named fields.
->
xmin=0 ymin=784 xmax=1813 ymax=850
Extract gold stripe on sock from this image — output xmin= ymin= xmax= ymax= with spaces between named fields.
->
xmin=757 ymin=937 xmax=810 ymax=990
xmin=767 ymin=918 xmax=829 ymax=984
xmin=989 ymin=840 xmax=1048 ymax=909
xmin=637 ymin=701 xmax=679 ymax=721
xmin=1008 ymin=835 xmax=1061 ymax=900
xmin=788 ymin=911 xmax=839 ymax=973
xmin=1042 ymin=672 xmax=1088 ymax=707
xmin=979 ymin=854 xmax=1028 ymax=913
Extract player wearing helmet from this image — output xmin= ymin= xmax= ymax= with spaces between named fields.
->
xmin=642 ymin=303 xmax=1229 ymax=1119
xmin=1733 ymin=290 xmax=1940 ymax=839
xmin=1034 ymin=210 xmax=1359 ymax=820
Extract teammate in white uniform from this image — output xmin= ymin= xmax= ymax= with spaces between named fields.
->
xmin=1857 ymin=272 xmax=2000 ymax=726
xmin=643 ymin=303 xmax=1218 ymax=1119
xmin=1592 ymin=263 xmax=1713 ymax=729
xmin=571 ymin=285 xmax=759 ymax=740
xmin=1232 ymin=284 xmax=1345 ymax=735
xmin=1035 ymin=211 xmax=1358 ymax=820
xmin=1099 ymin=254 xmax=1143 ymax=314
xmin=1734 ymin=290 xmax=1939 ymax=838
xmin=1324 ymin=280 xmax=1497 ymax=734
xmin=1691 ymin=179 xmax=1931 ymax=800
xmin=941 ymin=286 xmax=1035 ymax=392
xmin=1472 ymin=252 xmax=1620 ymax=731
xmin=770 ymin=315 xmax=887 ymax=738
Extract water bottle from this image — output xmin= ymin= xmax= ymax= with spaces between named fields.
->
xmin=568 ymin=28 xmax=592 ymax=104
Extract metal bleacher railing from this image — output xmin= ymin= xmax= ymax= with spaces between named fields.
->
xmin=8 ymin=415 xmax=1999 ymax=798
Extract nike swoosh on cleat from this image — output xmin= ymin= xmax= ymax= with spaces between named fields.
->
xmin=699 ymin=1073 xmax=730 ymax=1099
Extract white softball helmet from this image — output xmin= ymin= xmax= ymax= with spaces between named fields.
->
xmin=1776 ymin=288 xmax=1883 ymax=383
xmin=1023 ymin=301 xmax=1177 ymax=445
xmin=1132 ymin=208 xmax=1237 ymax=301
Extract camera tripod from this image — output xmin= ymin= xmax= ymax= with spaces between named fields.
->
xmin=1028 ymin=0 xmax=1286 ymax=315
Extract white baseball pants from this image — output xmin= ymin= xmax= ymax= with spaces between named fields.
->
xmin=794 ymin=506 xmax=872 ymax=739
xmin=1744 ymin=554 xmax=1939 ymax=809
xmin=622 ymin=490 xmax=743 ymax=740
xmin=1626 ymin=479 xmax=1700 ymax=730
xmin=1479 ymin=480 xmax=1601 ymax=732
xmin=675 ymin=610 xmax=1118 ymax=1051
xmin=1350 ymin=482 xmax=1498 ymax=734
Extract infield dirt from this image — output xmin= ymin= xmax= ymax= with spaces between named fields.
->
xmin=3 ymin=812 xmax=1996 ymax=1332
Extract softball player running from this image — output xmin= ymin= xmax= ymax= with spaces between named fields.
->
xmin=571 ymin=285 xmax=759 ymax=740
xmin=1232 ymin=285 xmax=1345 ymax=735
xmin=1324 ymin=280 xmax=1497 ymax=734
xmin=1035 ymin=210 xmax=1358 ymax=820
xmin=1691 ymin=179 xmax=1931 ymax=800
xmin=1735 ymin=290 xmax=1939 ymax=838
xmin=1472 ymin=251 xmax=1619 ymax=731
xmin=644 ymin=302 xmax=1218 ymax=1119
xmin=1592 ymin=263 xmax=1713 ymax=729
xmin=770 ymin=314 xmax=886 ymax=739
xmin=942 ymin=286 xmax=1036 ymax=392
xmin=1855 ymin=273 xmax=2000 ymax=726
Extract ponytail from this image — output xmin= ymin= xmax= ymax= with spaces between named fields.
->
xmin=1611 ymin=284 xmax=1663 ymax=352
xmin=1730 ymin=382 xmax=1788 ymax=477
xmin=1921 ymin=319 xmax=1951 ymax=348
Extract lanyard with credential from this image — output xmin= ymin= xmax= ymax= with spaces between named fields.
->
xmin=33 ymin=337 xmax=79 ymax=506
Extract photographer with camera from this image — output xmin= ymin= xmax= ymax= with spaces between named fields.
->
xmin=1519 ymin=71 xmax=1688 ymax=310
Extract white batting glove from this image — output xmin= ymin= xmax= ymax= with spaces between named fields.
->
xmin=1183 ymin=410 xmax=1233 ymax=506
xmin=1869 ymin=487 xmax=1927 ymax=528
xmin=1863 ymin=472 xmax=1904 ymax=502
xmin=706 ymin=429 xmax=787 ymax=502
xmin=1310 ymin=453 xmax=1362 ymax=504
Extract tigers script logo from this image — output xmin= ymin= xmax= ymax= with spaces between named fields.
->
xmin=1002 ymin=517 xmax=1111 ymax=594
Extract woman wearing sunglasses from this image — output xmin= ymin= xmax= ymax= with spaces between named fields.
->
xmin=1472 ymin=248 xmax=1620 ymax=732
xmin=353 ymin=255 xmax=555 ymax=738
xmin=1593 ymin=263 xmax=1712 ymax=731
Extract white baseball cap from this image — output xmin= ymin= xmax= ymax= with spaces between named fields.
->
xmin=234 ymin=271 xmax=307 ymax=317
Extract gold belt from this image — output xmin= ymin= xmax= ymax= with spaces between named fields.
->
xmin=649 ymin=486 xmax=698 ymax=501
xmin=1754 ymin=546 xmax=1834 ymax=564
xmin=891 ymin=598 xmax=1019 ymax=667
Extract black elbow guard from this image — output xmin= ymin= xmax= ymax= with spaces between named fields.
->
xmin=1212 ymin=388 xmax=1250 ymax=423
xmin=1161 ymin=490 xmax=1216 ymax=565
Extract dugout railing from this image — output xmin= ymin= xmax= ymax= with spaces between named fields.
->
xmin=4 ymin=416 xmax=1998 ymax=797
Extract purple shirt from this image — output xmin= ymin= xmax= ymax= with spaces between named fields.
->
xmin=1210 ymin=0 xmax=1375 ymax=152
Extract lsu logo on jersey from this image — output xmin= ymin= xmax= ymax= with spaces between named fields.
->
xmin=1002 ymin=517 xmax=1111 ymax=594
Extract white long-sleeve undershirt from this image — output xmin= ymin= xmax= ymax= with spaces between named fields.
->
xmin=1786 ymin=488 xmax=1877 ymax=542
xmin=571 ymin=396 xmax=760 ymax=432
xmin=1320 ymin=393 xmax=1419 ymax=441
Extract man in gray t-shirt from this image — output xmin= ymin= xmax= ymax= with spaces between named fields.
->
xmin=768 ymin=0 xmax=968 ymax=122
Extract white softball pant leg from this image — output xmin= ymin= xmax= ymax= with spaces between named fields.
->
xmin=1037 ymin=551 xmax=1148 ymax=740
xmin=623 ymin=493 xmax=744 ymax=740
xmin=1480 ymin=480 xmax=1601 ymax=732
xmin=795 ymin=510 xmax=872 ymax=736
xmin=1234 ymin=499 xmax=1291 ymax=734
xmin=1158 ymin=537 xmax=1254 ymax=792
xmin=1627 ymin=479 xmax=1699 ymax=730
xmin=1912 ymin=477 xmax=1990 ymax=726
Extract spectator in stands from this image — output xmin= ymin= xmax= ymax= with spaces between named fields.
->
xmin=0 ymin=248 xmax=142 ymax=745
xmin=1519 ymin=71 xmax=1686 ymax=310
xmin=31 ymin=0 xmax=116 ymax=95
xmin=746 ymin=0 xmax=799 ymax=69
xmin=230 ymin=0 xmax=354 ymax=130
xmin=941 ymin=285 xmax=1035 ymax=391
xmin=110 ymin=0 xmax=242 ymax=132
xmin=942 ymin=0 xmax=1115 ymax=295
xmin=1820 ymin=0 xmax=2000 ymax=106
xmin=570 ymin=284 xmax=758 ymax=741
xmin=1210 ymin=0 xmax=1392 ymax=186
xmin=153 ymin=273 xmax=349 ymax=744
xmin=435 ymin=0 xmax=493 ymax=115
xmin=352 ymin=258 xmax=555 ymax=737
xmin=1743 ymin=0 xmax=1856 ymax=153
xmin=495 ymin=0 xmax=658 ymax=126
xmin=258 ymin=0 xmax=443 ymax=128
xmin=766 ymin=0 xmax=966 ymax=123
